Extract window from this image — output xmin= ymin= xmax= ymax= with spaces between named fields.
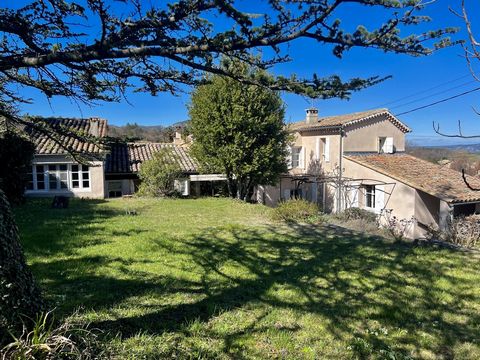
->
xmin=174 ymin=179 xmax=190 ymax=196
xmin=26 ymin=168 xmax=34 ymax=190
xmin=365 ymin=185 xmax=375 ymax=209
xmin=71 ymin=164 xmax=90 ymax=189
xmin=291 ymin=147 xmax=302 ymax=168
xmin=26 ymin=163 xmax=90 ymax=192
xmin=36 ymin=165 xmax=45 ymax=190
xmin=81 ymin=165 xmax=90 ymax=188
xmin=108 ymin=181 xmax=122 ymax=198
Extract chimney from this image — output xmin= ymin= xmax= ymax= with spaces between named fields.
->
xmin=306 ymin=107 xmax=319 ymax=124
xmin=89 ymin=118 xmax=100 ymax=137
xmin=173 ymin=131 xmax=184 ymax=145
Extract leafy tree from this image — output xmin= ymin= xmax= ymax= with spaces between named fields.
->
xmin=0 ymin=131 xmax=36 ymax=204
xmin=189 ymin=59 xmax=289 ymax=200
xmin=137 ymin=148 xmax=183 ymax=197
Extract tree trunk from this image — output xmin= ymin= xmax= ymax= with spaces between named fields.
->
xmin=0 ymin=189 xmax=43 ymax=343
xmin=227 ymin=177 xmax=236 ymax=198
xmin=236 ymin=179 xmax=250 ymax=201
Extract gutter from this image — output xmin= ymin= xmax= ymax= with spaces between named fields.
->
xmin=289 ymin=125 xmax=341 ymax=133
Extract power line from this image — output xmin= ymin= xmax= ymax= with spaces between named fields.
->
xmin=394 ymin=86 xmax=480 ymax=116
xmin=390 ymin=80 xmax=476 ymax=110
xmin=378 ymin=74 xmax=472 ymax=107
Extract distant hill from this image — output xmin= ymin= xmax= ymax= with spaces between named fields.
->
xmin=429 ymin=143 xmax=480 ymax=153
xmin=407 ymin=143 xmax=480 ymax=176
xmin=108 ymin=121 xmax=190 ymax=142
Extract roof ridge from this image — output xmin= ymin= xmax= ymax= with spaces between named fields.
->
xmin=318 ymin=108 xmax=388 ymax=121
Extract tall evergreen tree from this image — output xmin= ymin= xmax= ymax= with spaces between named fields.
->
xmin=189 ymin=60 xmax=289 ymax=200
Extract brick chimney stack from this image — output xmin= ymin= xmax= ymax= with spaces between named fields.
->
xmin=306 ymin=107 xmax=319 ymax=124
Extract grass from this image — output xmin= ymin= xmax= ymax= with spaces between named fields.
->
xmin=14 ymin=197 xmax=480 ymax=359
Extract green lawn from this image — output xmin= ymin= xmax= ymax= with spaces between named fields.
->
xmin=14 ymin=198 xmax=480 ymax=359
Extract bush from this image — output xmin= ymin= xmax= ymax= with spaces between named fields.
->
xmin=427 ymin=215 xmax=480 ymax=248
xmin=137 ymin=148 xmax=183 ymax=197
xmin=271 ymin=199 xmax=320 ymax=223
xmin=380 ymin=209 xmax=416 ymax=242
xmin=1 ymin=311 xmax=108 ymax=359
xmin=339 ymin=207 xmax=377 ymax=223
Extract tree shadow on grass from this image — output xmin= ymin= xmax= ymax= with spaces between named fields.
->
xmin=14 ymin=199 xmax=480 ymax=357
xmin=80 ymin=223 xmax=480 ymax=358
xmin=15 ymin=198 xmax=147 ymax=257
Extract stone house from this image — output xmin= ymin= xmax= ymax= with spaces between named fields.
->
xmin=256 ymin=108 xmax=480 ymax=238
xmin=24 ymin=117 xmax=201 ymax=199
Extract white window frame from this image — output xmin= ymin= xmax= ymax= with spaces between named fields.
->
xmin=26 ymin=163 xmax=91 ymax=192
xmin=365 ymin=185 xmax=376 ymax=210
xmin=70 ymin=164 xmax=91 ymax=191
xmin=291 ymin=146 xmax=302 ymax=168
xmin=47 ymin=164 xmax=70 ymax=191
xmin=174 ymin=178 xmax=190 ymax=196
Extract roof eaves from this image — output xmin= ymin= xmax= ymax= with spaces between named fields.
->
xmin=289 ymin=124 xmax=342 ymax=133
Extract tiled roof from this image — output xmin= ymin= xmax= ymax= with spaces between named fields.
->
xmin=105 ymin=142 xmax=198 ymax=174
xmin=25 ymin=117 xmax=107 ymax=155
xmin=345 ymin=153 xmax=480 ymax=204
xmin=288 ymin=108 xmax=411 ymax=133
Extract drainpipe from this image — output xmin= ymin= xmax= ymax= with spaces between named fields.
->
xmin=337 ymin=126 xmax=345 ymax=213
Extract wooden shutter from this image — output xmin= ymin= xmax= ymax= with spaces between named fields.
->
xmin=350 ymin=187 xmax=359 ymax=207
xmin=300 ymin=146 xmax=305 ymax=169
xmin=375 ymin=185 xmax=384 ymax=213
xmin=315 ymin=137 xmax=320 ymax=160
xmin=324 ymin=137 xmax=330 ymax=162
xmin=286 ymin=146 xmax=292 ymax=169
xmin=385 ymin=137 xmax=394 ymax=153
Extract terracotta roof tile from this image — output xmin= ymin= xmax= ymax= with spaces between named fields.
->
xmin=288 ymin=108 xmax=411 ymax=133
xmin=25 ymin=117 xmax=107 ymax=155
xmin=105 ymin=142 xmax=199 ymax=174
xmin=345 ymin=153 xmax=480 ymax=204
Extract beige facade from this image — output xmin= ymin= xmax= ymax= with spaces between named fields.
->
xmin=26 ymin=155 xmax=105 ymax=199
xmin=255 ymin=108 xmax=459 ymax=239
xmin=343 ymin=115 xmax=406 ymax=153
xmin=342 ymin=158 xmax=418 ymax=238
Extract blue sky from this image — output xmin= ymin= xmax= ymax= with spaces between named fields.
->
xmin=11 ymin=0 xmax=480 ymax=146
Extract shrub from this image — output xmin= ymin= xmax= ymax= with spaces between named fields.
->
xmin=339 ymin=207 xmax=377 ymax=223
xmin=137 ymin=148 xmax=183 ymax=197
xmin=271 ymin=199 xmax=320 ymax=223
xmin=380 ymin=209 xmax=416 ymax=241
xmin=1 ymin=311 xmax=108 ymax=359
xmin=427 ymin=215 xmax=480 ymax=248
